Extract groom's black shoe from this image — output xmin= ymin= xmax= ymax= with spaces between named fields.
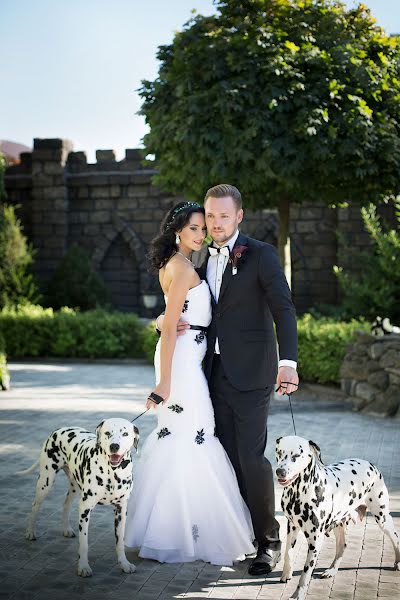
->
xmin=248 ymin=545 xmax=281 ymax=576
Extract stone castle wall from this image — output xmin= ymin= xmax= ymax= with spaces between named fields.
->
xmin=4 ymin=137 xmax=392 ymax=317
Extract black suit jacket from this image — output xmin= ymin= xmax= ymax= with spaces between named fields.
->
xmin=195 ymin=232 xmax=297 ymax=391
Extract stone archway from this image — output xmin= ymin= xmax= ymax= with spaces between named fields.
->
xmin=92 ymin=218 xmax=147 ymax=314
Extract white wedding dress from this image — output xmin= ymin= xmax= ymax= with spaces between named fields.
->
xmin=125 ymin=279 xmax=255 ymax=565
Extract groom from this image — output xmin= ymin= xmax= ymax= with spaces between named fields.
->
xmin=158 ymin=184 xmax=298 ymax=575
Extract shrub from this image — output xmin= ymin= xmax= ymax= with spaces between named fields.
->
xmin=334 ymin=201 xmax=400 ymax=323
xmin=141 ymin=320 xmax=159 ymax=364
xmin=0 ymin=304 xmax=144 ymax=359
xmin=0 ymin=330 xmax=10 ymax=390
xmin=297 ymin=314 xmax=370 ymax=384
xmin=45 ymin=244 xmax=109 ymax=311
xmin=0 ymin=204 xmax=40 ymax=308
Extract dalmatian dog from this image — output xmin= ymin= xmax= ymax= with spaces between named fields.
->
xmin=18 ymin=418 xmax=139 ymax=577
xmin=276 ymin=436 xmax=400 ymax=600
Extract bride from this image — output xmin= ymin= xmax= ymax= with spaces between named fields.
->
xmin=124 ymin=201 xmax=255 ymax=565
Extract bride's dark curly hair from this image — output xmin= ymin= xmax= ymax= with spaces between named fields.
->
xmin=148 ymin=201 xmax=205 ymax=271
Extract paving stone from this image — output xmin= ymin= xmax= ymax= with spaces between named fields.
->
xmin=1 ymin=361 xmax=399 ymax=600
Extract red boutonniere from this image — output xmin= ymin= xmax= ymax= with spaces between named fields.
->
xmin=229 ymin=245 xmax=248 ymax=275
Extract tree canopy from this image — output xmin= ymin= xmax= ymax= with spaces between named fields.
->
xmin=139 ymin=0 xmax=400 ymax=265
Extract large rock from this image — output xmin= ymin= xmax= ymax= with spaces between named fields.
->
xmin=365 ymin=386 xmax=400 ymax=417
xmin=380 ymin=348 xmax=400 ymax=370
xmin=340 ymin=360 xmax=370 ymax=380
xmin=341 ymin=333 xmax=400 ymax=418
xmin=354 ymin=382 xmax=376 ymax=403
xmin=369 ymin=343 xmax=386 ymax=360
xmin=367 ymin=371 xmax=389 ymax=391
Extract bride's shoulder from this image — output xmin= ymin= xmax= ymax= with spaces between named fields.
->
xmin=165 ymin=254 xmax=195 ymax=280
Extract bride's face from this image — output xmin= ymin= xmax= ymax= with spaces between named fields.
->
xmin=178 ymin=212 xmax=207 ymax=252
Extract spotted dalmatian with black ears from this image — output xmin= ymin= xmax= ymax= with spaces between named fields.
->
xmin=19 ymin=418 xmax=139 ymax=577
xmin=276 ymin=436 xmax=400 ymax=600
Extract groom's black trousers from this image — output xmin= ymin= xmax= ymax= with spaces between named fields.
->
xmin=208 ymin=355 xmax=281 ymax=550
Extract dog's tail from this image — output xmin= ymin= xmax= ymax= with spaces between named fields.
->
xmin=16 ymin=458 xmax=40 ymax=475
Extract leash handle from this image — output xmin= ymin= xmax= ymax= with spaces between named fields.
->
xmin=275 ymin=381 xmax=298 ymax=436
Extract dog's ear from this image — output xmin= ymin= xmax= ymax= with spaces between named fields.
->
xmin=96 ymin=420 xmax=104 ymax=447
xmin=309 ymin=440 xmax=324 ymax=465
xmin=132 ymin=425 xmax=140 ymax=452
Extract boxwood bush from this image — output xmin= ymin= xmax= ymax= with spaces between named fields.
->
xmin=0 ymin=330 xmax=10 ymax=390
xmin=140 ymin=314 xmax=369 ymax=385
xmin=297 ymin=313 xmax=370 ymax=384
xmin=0 ymin=305 xmax=369 ymax=386
xmin=0 ymin=304 xmax=145 ymax=359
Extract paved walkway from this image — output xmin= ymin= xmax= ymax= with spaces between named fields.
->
xmin=0 ymin=361 xmax=399 ymax=600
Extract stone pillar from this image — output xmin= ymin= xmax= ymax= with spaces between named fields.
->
xmin=290 ymin=203 xmax=338 ymax=313
xmin=31 ymin=138 xmax=73 ymax=286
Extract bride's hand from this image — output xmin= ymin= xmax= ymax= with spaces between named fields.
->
xmin=146 ymin=383 xmax=170 ymax=409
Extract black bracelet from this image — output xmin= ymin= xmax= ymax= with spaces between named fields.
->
xmin=148 ymin=392 xmax=164 ymax=404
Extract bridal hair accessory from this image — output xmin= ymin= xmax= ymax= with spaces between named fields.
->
xmin=167 ymin=202 xmax=201 ymax=227
xmin=175 ymin=233 xmax=180 ymax=244
xmin=229 ymin=245 xmax=248 ymax=275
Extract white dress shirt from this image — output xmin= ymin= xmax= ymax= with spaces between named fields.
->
xmin=206 ymin=230 xmax=297 ymax=370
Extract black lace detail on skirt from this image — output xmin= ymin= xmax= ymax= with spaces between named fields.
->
xmin=157 ymin=427 xmax=171 ymax=439
xmin=195 ymin=429 xmax=205 ymax=444
xmin=182 ymin=300 xmax=189 ymax=313
xmin=192 ymin=524 xmax=199 ymax=542
xmin=168 ymin=404 xmax=183 ymax=413
xmin=194 ymin=331 xmax=205 ymax=344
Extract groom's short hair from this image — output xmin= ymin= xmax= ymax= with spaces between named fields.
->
xmin=204 ymin=184 xmax=242 ymax=210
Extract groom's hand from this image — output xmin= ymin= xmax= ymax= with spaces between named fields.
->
xmin=156 ymin=315 xmax=190 ymax=337
xmin=276 ymin=367 xmax=299 ymax=395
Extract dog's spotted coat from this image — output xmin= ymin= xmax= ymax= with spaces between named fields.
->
xmin=276 ymin=436 xmax=400 ymax=600
xmin=20 ymin=418 xmax=139 ymax=577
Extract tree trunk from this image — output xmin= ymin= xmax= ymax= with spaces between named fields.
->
xmin=278 ymin=195 xmax=291 ymax=288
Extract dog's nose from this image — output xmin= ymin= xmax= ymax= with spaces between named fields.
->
xmin=110 ymin=443 xmax=120 ymax=453
xmin=276 ymin=467 xmax=287 ymax=479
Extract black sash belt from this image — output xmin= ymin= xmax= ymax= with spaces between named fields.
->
xmin=189 ymin=325 xmax=208 ymax=333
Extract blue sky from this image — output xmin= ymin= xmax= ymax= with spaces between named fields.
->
xmin=1 ymin=0 xmax=399 ymax=162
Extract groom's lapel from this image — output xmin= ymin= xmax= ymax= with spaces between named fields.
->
xmin=218 ymin=232 xmax=248 ymax=304
xmin=194 ymin=245 xmax=209 ymax=279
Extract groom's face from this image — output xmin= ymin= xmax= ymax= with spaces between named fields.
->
xmin=204 ymin=196 xmax=243 ymax=246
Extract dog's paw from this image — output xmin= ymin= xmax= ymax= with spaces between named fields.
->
xmin=280 ymin=573 xmax=292 ymax=583
xmin=25 ymin=530 xmax=36 ymax=541
xmin=394 ymin=561 xmax=400 ymax=571
xmin=119 ymin=559 xmax=136 ymax=574
xmin=77 ymin=562 xmax=93 ymax=577
xmin=63 ymin=528 xmax=76 ymax=538
xmin=320 ymin=567 xmax=337 ymax=579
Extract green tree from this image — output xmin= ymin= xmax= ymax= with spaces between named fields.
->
xmin=0 ymin=153 xmax=6 ymax=202
xmin=0 ymin=203 xmax=40 ymax=308
xmin=139 ymin=0 xmax=400 ymax=271
xmin=334 ymin=200 xmax=400 ymax=322
xmin=45 ymin=244 xmax=109 ymax=311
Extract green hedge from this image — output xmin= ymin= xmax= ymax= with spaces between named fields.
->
xmin=0 ymin=306 xmax=369 ymax=385
xmin=141 ymin=320 xmax=158 ymax=364
xmin=140 ymin=314 xmax=369 ymax=384
xmin=297 ymin=313 xmax=370 ymax=384
xmin=0 ymin=304 xmax=144 ymax=359
xmin=0 ymin=330 xmax=10 ymax=390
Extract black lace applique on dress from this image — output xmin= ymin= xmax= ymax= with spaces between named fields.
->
xmin=192 ymin=524 xmax=199 ymax=542
xmin=168 ymin=404 xmax=184 ymax=413
xmin=182 ymin=300 xmax=189 ymax=313
xmin=157 ymin=427 xmax=171 ymax=439
xmin=194 ymin=331 xmax=205 ymax=345
xmin=195 ymin=429 xmax=205 ymax=444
